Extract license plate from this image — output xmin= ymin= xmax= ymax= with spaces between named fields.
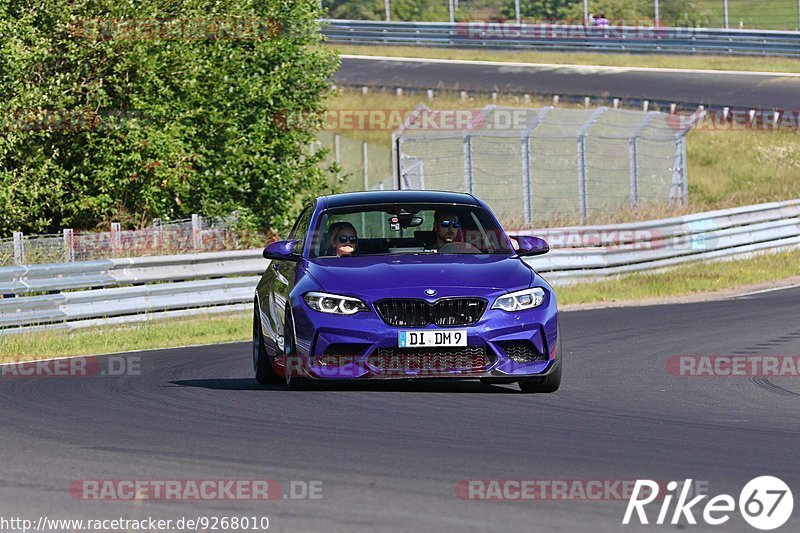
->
xmin=398 ymin=330 xmax=468 ymax=347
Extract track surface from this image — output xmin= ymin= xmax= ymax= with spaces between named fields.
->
xmin=2 ymin=287 xmax=800 ymax=532
xmin=337 ymin=55 xmax=800 ymax=109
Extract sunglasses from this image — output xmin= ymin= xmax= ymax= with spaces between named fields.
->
xmin=437 ymin=220 xmax=461 ymax=229
xmin=337 ymin=235 xmax=358 ymax=244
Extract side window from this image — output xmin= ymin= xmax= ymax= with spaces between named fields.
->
xmin=288 ymin=206 xmax=313 ymax=255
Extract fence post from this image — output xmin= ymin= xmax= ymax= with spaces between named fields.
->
xmin=629 ymin=138 xmax=639 ymax=210
xmin=629 ymin=112 xmax=659 ymax=210
xmin=111 ymin=222 xmax=121 ymax=252
xmin=392 ymin=133 xmax=401 ymax=190
xmin=463 ymin=133 xmax=473 ymax=194
xmin=521 ymin=135 xmax=532 ymax=226
xmin=13 ymin=231 xmax=24 ymax=265
xmin=724 ymin=0 xmax=730 ymax=30
xmin=670 ymin=137 xmax=687 ymax=207
xmin=153 ymin=218 xmax=162 ymax=252
xmin=63 ymin=228 xmax=74 ymax=262
xmin=334 ymin=134 xmax=341 ymax=165
xmin=519 ymin=108 xmax=551 ymax=227
xmin=362 ymin=141 xmax=369 ymax=191
xmin=680 ymin=136 xmax=688 ymax=207
xmin=576 ymin=107 xmax=607 ymax=224
xmin=192 ymin=214 xmax=201 ymax=251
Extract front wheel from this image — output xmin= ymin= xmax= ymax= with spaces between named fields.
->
xmin=253 ymin=301 xmax=281 ymax=385
xmin=518 ymin=333 xmax=562 ymax=393
xmin=518 ymin=362 xmax=561 ymax=393
xmin=283 ymin=309 xmax=312 ymax=391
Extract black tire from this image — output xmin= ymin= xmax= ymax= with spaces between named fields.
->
xmin=283 ymin=309 xmax=312 ymax=391
xmin=518 ymin=334 xmax=562 ymax=393
xmin=518 ymin=362 xmax=561 ymax=393
xmin=253 ymin=301 xmax=281 ymax=385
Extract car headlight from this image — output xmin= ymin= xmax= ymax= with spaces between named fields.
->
xmin=303 ymin=292 xmax=368 ymax=315
xmin=492 ymin=287 xmax=546 ymax=312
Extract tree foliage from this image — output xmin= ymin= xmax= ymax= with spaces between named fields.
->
xmin=0 ymin=0 xmax=340 ymax=235
xmin=501 ymin=0 xmax=581 ymax=20
xmin=323 ymin=0 xmax=449 ymax=21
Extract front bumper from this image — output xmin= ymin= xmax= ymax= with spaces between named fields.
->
xmin=274 ymin=290 xmax=560 ymax=381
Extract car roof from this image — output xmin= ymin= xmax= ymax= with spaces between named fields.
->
xmin=319 ymin=190 xmax=481 ymax=210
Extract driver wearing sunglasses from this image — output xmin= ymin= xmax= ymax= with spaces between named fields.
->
xmin=328 ymin=221 xmax=359 ymax=257
xmin=433 ymin=210 xmax=462 ymax=250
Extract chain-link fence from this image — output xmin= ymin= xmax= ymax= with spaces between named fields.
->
xmin=0 ymin=214 xmax=251 ymax=267
xmin=315 ymin=131 xmax=394 ymax=192
xmin=394 ymin=104 xmax=701 ymax=227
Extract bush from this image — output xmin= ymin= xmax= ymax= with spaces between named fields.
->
xmin=0 ymin=0 xmax=340 ymax=236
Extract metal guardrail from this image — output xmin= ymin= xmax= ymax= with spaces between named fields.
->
xmin=1 ymin=199 xmax=798 ymax=334
xmin=322 ymin=20 xmax=800 ymax=58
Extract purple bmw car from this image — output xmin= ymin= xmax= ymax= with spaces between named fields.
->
xmin=253 ymin=190 xmax=561 ymax=392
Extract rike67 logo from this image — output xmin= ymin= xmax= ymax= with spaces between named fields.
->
xmin=624 ymin=476 xmax=793 ymax=530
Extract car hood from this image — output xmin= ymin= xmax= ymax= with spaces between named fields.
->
xmin=305 ymin=254 xmax=533 ymax=297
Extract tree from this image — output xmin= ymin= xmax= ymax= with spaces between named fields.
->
xmin=502 ymin=0 xmax=582 ymax=21
xmin=323 ymin=0 xmax=450 ymax=22
xmin=0 ymin=0 xmax=340 ymax=236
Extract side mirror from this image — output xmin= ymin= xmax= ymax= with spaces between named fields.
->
xmin=263 ymin=239 xmax=301 ymax=261
xmin=511 ymin=235 xmax=549 ymax=257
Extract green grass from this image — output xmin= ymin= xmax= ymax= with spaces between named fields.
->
xmin=696 ymin=0 xmax=800 ymax=30
xmin=557 ymin=248 xmax=800 ymax=304
xmin=0 ymin=312 xmax=249 ymax=362
xmin=332 ymin=44 xmax=800 ymax=73
xmin=3 ymin=250 xmax=799 ymax=360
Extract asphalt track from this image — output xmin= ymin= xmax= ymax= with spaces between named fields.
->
xmin=336 ymin=55 xmax=800 ymax=110
xmin=2 ymin=287 xmax=800 ymax=532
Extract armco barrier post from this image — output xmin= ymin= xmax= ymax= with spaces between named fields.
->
xmin=13 ymin=231 xmax=24 ymax=265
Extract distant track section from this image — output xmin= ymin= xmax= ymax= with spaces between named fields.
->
xmin=336 ymin=55 xmax=800 ymax=111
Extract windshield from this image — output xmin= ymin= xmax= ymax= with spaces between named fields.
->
xmin=310 ymin=203 xmax=514 ymax=258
